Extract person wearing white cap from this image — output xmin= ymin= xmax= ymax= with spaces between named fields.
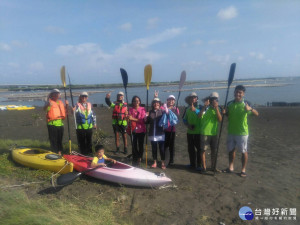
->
xmin=198 ymin=92 xmax=222 ymax=173
xmin=105 ymin=91 xmax=128 ymax=154
xmin=43 ymin=89 xmax=68 ymax=155
xmin=146 ymin=97 xmax=167 ymax=169
xmin=182 ymin=92 xmax=202 ymax=170
xmin=72 ymin=91 xmax=96 ymax=155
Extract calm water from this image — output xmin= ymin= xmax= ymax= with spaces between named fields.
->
xmin=1 ymin=77 xmax=299 ymax=107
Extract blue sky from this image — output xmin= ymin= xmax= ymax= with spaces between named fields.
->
xmin=1 ymin=0 xmax=300 ymax=85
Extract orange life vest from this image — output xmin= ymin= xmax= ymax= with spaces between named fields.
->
xmin=47 ymin=99 xmax=66 ymax=122
xmin=112 ymin=102 xmax=127 ymax=121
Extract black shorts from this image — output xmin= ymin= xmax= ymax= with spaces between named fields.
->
xmin=112 ymin=124 xmax=127 ymax=134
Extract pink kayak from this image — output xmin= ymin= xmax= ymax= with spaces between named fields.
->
xmin=63 ymin=154 xmax=172 ymax=187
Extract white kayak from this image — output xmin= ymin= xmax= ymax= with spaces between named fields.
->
xmin=63 ymin=154 xmax=172 ymax=187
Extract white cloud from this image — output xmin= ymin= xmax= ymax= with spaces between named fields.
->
xmin=8 ymin=62 xmax=19 ymax=68
xmin=237 ymin=56 xmax=244 ymax=61
xmin=249 ymin=52 xmax=265 ymax=60
xmin=182 ymin=60 xmax=202 ymax=71
xmin=207 ymin=53 xmax=231 ymax=65
xmin=217 ymin=6 xmax=238 ymax=20
xmin=29 ymin=62 xmax=44 ymax=71
xmin=11 ymin=40 xmax=27 ymax=48
xmin=193 ymin=40 xmax=203 ymax=45
xmin=119 ymin=23 xmax=132 ymax=31
xmin=208 ymin=40 xmax=227 ymax=45
xmin=147 ymin=17 xmax=159 ymax=29
xmin=267 ymin=59 xmax=273 ymax=64
xmin=45 ymin=26 xmax=65 ymax=34
xmin=0 ymin=43 xmax=11 ymax=51
xmin=55 ymin=27 xmax=185 ymax=74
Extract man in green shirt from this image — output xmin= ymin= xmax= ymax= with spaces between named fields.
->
xmin=183 ymin=92 xmax=202 ymax=169
xmin=199 ymin=92 xmax=222 ymax=173
xmin=224 ymin=85 xmax=259 ymax=177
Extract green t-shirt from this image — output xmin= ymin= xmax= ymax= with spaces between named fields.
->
xmin=183 ymin=107 xmax=201 ymax=134
xmin=200 ymin=106 xmax=220 ymax=136
xmin=110 ymin=102 xmax=128 ymax=126
xmin=227 ymin=100 xmax=252 ymax=135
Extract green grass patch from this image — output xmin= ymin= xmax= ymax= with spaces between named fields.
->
xmin=0 ymin=189 xmax=117 ymax=225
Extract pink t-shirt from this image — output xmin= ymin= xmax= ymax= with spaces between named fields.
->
xmin=129 ymin=107 xmax=146 ymax=133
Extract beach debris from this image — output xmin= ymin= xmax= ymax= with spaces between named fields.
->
xmin=219 ymin=222 xmax=226 ymax=225
xmin=158 ymin=184 xmax=178 ymax=190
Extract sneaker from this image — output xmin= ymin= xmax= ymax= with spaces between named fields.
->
xmin=115 ymin=147 xmax=120 ymax=154
xmin=123 ymin=148 xmax=128 ymax=154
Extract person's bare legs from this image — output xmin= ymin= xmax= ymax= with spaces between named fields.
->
xmin=241 ymin=152 xmax=248 ymax=173
xmin=229 ymin=149 xmax=236 ymax=171
xmin=201 ymin=150 xmax=206 ymax=170
xmin=122 ymin=133 xmax=128 ymax=148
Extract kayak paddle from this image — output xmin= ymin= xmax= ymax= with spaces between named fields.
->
xmin=56 ymin=162 xmax=112 ymax=186
xmin=120 ymin=68 xmax=133 ymax=157
xmin=67 ymin=73 xmax=77 ymax=128
xmin=60 ymin=66 xmax=71 ymax=154
xmin=144 ymin=64 xmax=152 ymax=168
xmin=214 ymin=63 xmax=236 ymax=174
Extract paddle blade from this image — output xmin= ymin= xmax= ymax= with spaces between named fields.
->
xmin=56 ymin=171 xmax=82 ymax=186
xmin=120 ymin=68 xmax=128 ymax=88
xmin=179 ymin=70 xmax=186 ymax=90
xmin=144 ymin=64 xmax=152 ymax=90
xmin=60 ymin=66 xmax=66 ymax=87
xmin=228 ymin=63 xmax=236 ymax=86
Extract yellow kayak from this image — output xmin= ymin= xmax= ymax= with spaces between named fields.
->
xmin=6 ymin=105 xmax=35 ymax=110
xmin=12 ymin=147 xmax=73 ymax=174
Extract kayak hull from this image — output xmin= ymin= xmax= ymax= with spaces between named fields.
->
xmin=12 ymin=147 xmax=73 ymax=174
xmin=64 ymin=155 xmax=172 ymax=187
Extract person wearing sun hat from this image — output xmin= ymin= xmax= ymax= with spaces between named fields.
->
xmin=73 ymin=91 xmax=96 ymax=155
xmin=145 ymin=97 xmax=168 ymax=169
xmin=198 ymin=91 xmax=222 ymax=173
xmin=182 ymin=92 xmax=202 ymax=170
xmin=105 ymin=91 xmax=128 ymax=154
xmin=43 ymin=89 xmax=68 ymax=155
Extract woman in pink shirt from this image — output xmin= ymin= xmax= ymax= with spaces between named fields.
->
xmin=128 ymin=96 xmax=146 ymax=166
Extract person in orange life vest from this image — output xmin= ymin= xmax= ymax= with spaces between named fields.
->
xmin=105 ymin=91 xmax=128 ymax=154
xmin=72 ymin=92 xmax=96 ymax=155
xmin=91 ymin=145 xmax=116 ymax=168
xmin=43 ymin=89 xmax=68 ymax=155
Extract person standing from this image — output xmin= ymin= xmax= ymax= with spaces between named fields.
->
xmin=164 ymin=95 xmax=180 ymax=165
xmin=128 ymin=96 xmax=146 ymax=166
xmin=105 ymin=92 xmax=128 ymax=154
xmin=146 ymin=98 xmax=167 ymax=169
xmin=199 ymin=92 xmax=222 ymax=173
xmin=43 ymin=89 xmax=68 ymax=155
xmin=73 ymin=92 xmax=96 ymax=155
xmin=183 ymin=92 xmax=202 ymax=170
xmin=223 ymin=85 xmax=259 ymax=177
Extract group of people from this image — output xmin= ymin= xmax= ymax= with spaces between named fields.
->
xmin=44 ymin=84 xmax=258 ymax=177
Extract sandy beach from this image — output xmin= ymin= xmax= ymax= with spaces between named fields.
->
xmin=0 ymin=106 xmax=299 ymax=224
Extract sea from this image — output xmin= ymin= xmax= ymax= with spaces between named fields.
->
xmin=0 ymin=77 xmax=299 ymax=107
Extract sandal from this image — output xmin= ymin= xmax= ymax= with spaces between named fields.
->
xmin=161 ymin=164 xmax=166 ymax=170
xmin=222 ymin=168 xmax=234 ymax=173
xmin=240 ymin=172 xmax=247 ymax=177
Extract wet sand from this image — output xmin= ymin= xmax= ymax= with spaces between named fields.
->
xmin=0 ymin=107 xmax=299 ymax=224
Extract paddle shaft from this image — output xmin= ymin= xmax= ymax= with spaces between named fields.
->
xmin=145 ymin=89 xmax=149 ymax=168
xmin=62 ymin=87 xmax=72 ymax=153
xmin=213 ymin=82 xmax=230 ymax=174
xmin=68 ymin=74 xmax=77 ymax=128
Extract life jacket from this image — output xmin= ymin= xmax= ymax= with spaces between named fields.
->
xmin=112 ymin=102 xmax=127 ymax=121
xmin=47 ymin=99 xmax=66 ymax=122
xmin=75 ymin=102 xmax=93 ymax=126
xmin=97 ymin=157 xmax=105 ymax=164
